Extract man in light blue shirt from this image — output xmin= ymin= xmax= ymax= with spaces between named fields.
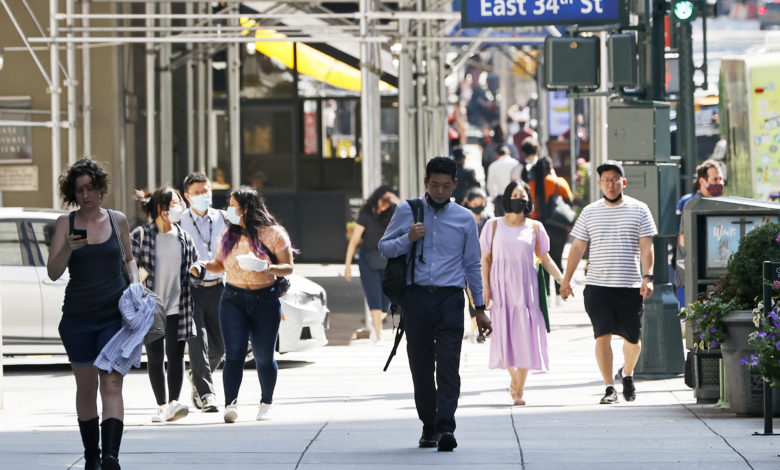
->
xmin=179 ymin=172 xmax=227 ymax=413
xmin=379 ymin=156 xmax=491 ymax=452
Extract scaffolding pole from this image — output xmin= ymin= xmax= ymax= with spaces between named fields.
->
xmin=50 ymin=0 xmax=62 ymax=209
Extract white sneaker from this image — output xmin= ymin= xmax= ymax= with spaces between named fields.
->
xmin=151 ymin=404 xmax=166 ymax=423
xmin=224 ymin=400 xmax=238 ymax=423
xmin=374 ymin=338 xmax=385 ymax=346
xmin=164 ymin=400 xmax=189 ymax=422
xmin=201 ymin=393 xmax=219 ymax=413
xmin=256 ymin=402 xmax=272 ymax=421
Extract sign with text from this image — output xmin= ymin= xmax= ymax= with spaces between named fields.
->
xmin=0 ymin=97 xmax=33 ymax=163
xmin=0 ymin=165 xmax=38 ymax=191
xmin=460 ymin=0 xmax=628 ymax=28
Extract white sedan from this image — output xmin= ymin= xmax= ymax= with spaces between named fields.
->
xmin=0 ymin=207 xmax=328 ymax=357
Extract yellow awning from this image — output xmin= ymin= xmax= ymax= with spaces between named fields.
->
xmin=241 ymin=18 xmax=395 ymax=93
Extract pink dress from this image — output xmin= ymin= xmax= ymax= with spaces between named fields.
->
xmin=479 ymin=218 xmax=551 ymax=371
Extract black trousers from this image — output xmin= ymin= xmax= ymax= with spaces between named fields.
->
xmin=400 ymin=285 xmax=465 ymax=435
xmin=187 ymin=283 xmax=225 ymax=397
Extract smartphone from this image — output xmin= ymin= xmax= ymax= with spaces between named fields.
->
xmin=72 ymin=228 xmax=87 ymax=240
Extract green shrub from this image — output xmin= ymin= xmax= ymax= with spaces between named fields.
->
xmin=722 ymin=222 xmax=780 ymax=309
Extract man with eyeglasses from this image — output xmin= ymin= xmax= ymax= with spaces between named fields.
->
xmin=559 ymin=160 xmax=657 ymax=404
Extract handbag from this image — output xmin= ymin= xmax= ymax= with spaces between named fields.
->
xmin=534 ymin=222 xmax=551 ymax=333
xmin=259 ymin=241 xmax=290 ymax=297
xmin=543 ymin=180 xmax=576 ymax=232
xmin=108 ymin=209 xmax=166 ymax=343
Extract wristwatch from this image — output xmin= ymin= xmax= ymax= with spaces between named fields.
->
xmin=642 ymin=274 xmax=654 ymax=282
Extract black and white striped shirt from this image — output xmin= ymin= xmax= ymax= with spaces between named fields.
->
xmin=571 ymin=196 xmax=657 ymax=288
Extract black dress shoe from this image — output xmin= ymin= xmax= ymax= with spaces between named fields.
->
xmin=437 ymin=432 xmax=457 ymax=451
xmin=418 ymin=432 xmax=438 ymax=448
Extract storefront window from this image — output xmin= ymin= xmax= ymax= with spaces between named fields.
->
xmin=241 ymin=104 xmax=294 ymax=190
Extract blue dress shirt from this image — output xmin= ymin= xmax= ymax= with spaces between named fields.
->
xmin=179 ymin=207 xmax=227 ymax=281
xmin=379 ymin=196 xmax=484 ymax=306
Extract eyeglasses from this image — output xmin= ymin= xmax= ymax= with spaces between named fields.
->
xmin=379 ymin=197 xmax=393 ymax=204
xmin=600 ymin=177 xmax=623 ymax=186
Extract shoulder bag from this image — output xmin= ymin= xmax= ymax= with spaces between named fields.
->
xmin=543 ymin=179 xmax=576 ymax=232
xmin=259 ymin=240 xmax=291 ymax=297
xmin=534 ymin=222 xmax=551 ymax=333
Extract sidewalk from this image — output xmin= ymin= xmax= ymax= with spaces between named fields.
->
xmin=1 ymin=264 xmax=779 ymax=469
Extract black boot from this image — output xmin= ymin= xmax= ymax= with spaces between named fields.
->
xmin=100 ymin=418 xmax=123 ymax=470
xmin=78 ymin=417 xmax=102 ymax=470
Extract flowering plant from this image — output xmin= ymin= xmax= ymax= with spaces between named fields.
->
xmin=742 ymin=298 xmax=780 ymax=386
xmin=679 ymin=293 xmax=737 ymax=351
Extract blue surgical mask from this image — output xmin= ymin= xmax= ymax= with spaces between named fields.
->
xmin=190 ymin=193 xmax=212 ymax=212
xmin=226 ymin=206 xmax=241 ymax=225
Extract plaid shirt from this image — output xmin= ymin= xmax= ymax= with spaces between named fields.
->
xmin=131 ymin=222 xmax=197 ymax=340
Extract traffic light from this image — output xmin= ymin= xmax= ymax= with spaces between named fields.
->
xmin=672 ymin=0 xmax=696 ymax=22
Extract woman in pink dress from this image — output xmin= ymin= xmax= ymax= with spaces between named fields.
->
xmin=479 ymin=180 xmax=565 ymax=405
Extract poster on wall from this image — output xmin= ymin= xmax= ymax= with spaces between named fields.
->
xmin=705 ymin=215 xmax=780 ymax=275
xmin=548 ymin=90 xmax=570 ymax=138
xmin=0 ymin=97 xmax=33 ymax=163
xmin=749 ymin=59 xmax=780 ymax=201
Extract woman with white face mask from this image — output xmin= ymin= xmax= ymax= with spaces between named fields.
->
xmin=192 ymin=186 xmax=294 ymax=423
xmin=132 ymin=186 xmax=199 ymax=423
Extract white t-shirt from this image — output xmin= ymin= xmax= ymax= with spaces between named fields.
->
xmin=570 ymin=196 xmax=658 ymax=288
xmin=486 ymin=156 xmax=520 ymax=199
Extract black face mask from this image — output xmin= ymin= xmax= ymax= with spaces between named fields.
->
xmin=508 ymin=198 xmax=530 ymax=214
xmin=604 ymin=192 xmax=623 ymax=203
xmin=468 ymin=205 xmax=485 ymax=215
xmin=425 ymin=193 xmax=450 ymax=211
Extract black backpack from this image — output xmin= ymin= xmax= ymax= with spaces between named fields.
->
xmin=382 ymin=198 xmax=424 ymax=371
xmin=381 ymin=198 xmax=424 ymax=304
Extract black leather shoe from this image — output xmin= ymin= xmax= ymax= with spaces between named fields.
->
xmin=418 ymin=432 xmax=438 ymax=448
xmin=437 ymin=432 xmax=457 ymax=451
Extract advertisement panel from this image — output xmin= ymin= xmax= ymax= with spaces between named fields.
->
xmin=748 ymin=55 xmax=780 ymax=200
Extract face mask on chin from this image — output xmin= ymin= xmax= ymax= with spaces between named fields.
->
xmin=603 ymin=192 xmax=623 ymax=204
xmin=425 ymin=193 xmax=450 ymax=210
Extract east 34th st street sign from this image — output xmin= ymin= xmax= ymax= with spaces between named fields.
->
xmin=460 ymin=0 xmax=629 ymax=28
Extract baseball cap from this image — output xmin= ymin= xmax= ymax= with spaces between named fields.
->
xmin=596 ymin=160 xmax=625 ymax=177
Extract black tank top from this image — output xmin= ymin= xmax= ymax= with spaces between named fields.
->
xmin=62 ymin=211 xmax=127 ymax=320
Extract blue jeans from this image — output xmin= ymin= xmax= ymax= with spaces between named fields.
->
xmin=220 ymin=284 xmax=281 ymax=406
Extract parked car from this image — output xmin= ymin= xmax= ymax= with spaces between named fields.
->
xmin=758 ymin=0 xmax=780 ymax=30
xmin=0 ymin=207 xmax=328 ymax=356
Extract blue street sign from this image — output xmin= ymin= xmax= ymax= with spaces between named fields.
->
xmin=460 ymin=0 xmax=629 ymax=28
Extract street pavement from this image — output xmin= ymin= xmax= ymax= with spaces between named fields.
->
xmin=1 ymin=262 xmax=779 ymax=469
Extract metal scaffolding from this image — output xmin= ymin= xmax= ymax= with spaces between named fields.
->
xmin=1 ymin=0 xmax=549 ymax=207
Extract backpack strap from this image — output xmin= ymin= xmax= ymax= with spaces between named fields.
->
xmin=406 ymin=197 xmax=426 ymax=285
xmin=68 ymin=211 xmax=75 ymax=235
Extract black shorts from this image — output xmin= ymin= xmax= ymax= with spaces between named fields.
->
xmin=583 ymin=285 xmax=643 ymax=344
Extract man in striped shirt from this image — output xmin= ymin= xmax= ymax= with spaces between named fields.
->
xmin=560 ymin=160 xmax=657 ymax=404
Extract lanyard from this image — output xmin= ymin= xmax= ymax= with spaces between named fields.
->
xmin=189 ymin=210 xmax=213 ymax=256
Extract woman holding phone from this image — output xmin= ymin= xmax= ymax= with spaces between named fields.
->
xmin=47 ymin=158 xmax=138 ymax=470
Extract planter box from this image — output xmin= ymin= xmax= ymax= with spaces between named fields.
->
xmin=721 ymin=310 xmax=780 ymax=416
xmin=692 ymin=349 xmax=721 ymax=403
